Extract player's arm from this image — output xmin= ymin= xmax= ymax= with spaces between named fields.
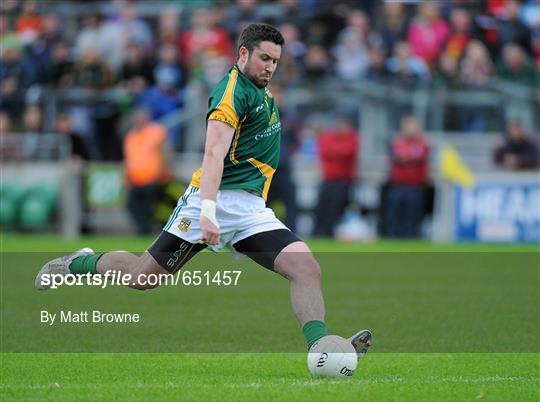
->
xmin=199 ymin=120 xmax=235 ymax=245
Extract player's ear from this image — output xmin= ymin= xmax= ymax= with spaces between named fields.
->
xmin=239 ymin=46 xmax=249 ymax=63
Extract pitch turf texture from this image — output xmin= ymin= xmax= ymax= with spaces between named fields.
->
xmin=1 ymin=235 xmax=538 ymax=402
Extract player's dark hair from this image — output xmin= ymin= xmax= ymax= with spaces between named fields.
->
xmin=238 ymin=23 xmax=284 ymax=54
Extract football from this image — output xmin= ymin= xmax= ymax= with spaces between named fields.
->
xmin=307 ymin=335 xmax=358 ymax=377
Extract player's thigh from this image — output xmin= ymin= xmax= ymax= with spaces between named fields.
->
xmin=147 ymin=230 xmax=206 ymax=274
xmin=232 ymin=228 xmax=303 ymax=272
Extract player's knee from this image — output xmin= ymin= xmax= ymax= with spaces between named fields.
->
xmin=282 ymin=254 xmax=321 ymax=282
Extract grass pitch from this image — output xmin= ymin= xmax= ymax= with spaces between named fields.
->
xmin=1 ymin=235 xmax=538 ymax=402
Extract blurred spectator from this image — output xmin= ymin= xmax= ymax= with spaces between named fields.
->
xmin=105 ymin=0 xmax=154 ymax=70
xmin=267 ymin=83 xmax=301 ymax=231
xmin=154 ymin=42 xmax=183 ymax=90
xmin=20 ymin=103 xmax=42 ymax=133
xmin=378 ymin=2 xmax=409 ymax=58
xmin=74 ymin=13 xmax=110 ymax=65
xmin=458 ymin=41 xmax=493 ymax=131
xmin=383 ymin=116 xmax=429 ymax=238
xmin=179 ymin=7 xmax=233 ymax=86
xmin=496 ymin=0 xmax=532 ymax=53
xmin=432 ymin=53 xmax=460 ymax=88
xmin=312 ymin=115 xmax=359 ymax=237
xmin=303 ymin=44 xmax=332 ymax=82
xmin=443 ymin=8 xmax=474 ymax=63
xmin=365 ymin=45 xmax=389 ymax=81
xmin=0 ymin=34 xmax=38 ymax=118
xmin=521 ymin=0 xmax=540 ymax=30
xmin=407 ymin=1 xmax=449 ymax=68
xmin=493 ymin=120 xmax=540 ymax=169
xmin=44 ymin=40 xmax=75 ymax=88
xmin=41 ymin=12 xmax=63 ymax=46
xmin=225 ymin=0 xmax=261 ymax=38
xmin=137 ymin=56 xmax=183 ymax=147
xmin=73 ymin=47 xmax=114 ymax=90
xmin=0 ymin=14 xmax=9 ymax=39
xmin=0 ymin=110 xmax=12 ymax=134
xmin=386 ymin=41 xmax=430 ymax=85
xmin=56 ymin=112 xmax=89 ymax=161
xmin=459 ymin=40 xmax=493 ymax=87
xmin=15 ymin=0 xmax=41 ymax=44
xmin=496 ymin=42 xmax=537 ymax=85
xmin=333 ymin=26 xmax=369 ymax=80
xmin=273 ymin=23 xmax=305 ymax=85
xmin=158 ymin=5 xmax=181 ymax=44
xmin=124 ymin=107 xmax=171 ymax=234
xmin=121 ymin=40 xmax=155 ymax=95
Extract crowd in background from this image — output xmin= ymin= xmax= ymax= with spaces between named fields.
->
xmin=1 ymin=0 xmax=539 ymax=152
xmin=1 ymin=0 xmax=539 ymax=237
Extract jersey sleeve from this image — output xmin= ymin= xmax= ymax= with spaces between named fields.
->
xmin=207 ymin=68 xmax=247 ymax=129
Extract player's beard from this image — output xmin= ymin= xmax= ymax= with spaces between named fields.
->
xmin=244 ymin=58 xmax=270 ymax=88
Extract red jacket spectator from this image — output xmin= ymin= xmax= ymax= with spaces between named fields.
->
xmin=389 ymin=117 xmax=429 ymax=185
xmin=317 ymin=121 xmax=359 ymax=182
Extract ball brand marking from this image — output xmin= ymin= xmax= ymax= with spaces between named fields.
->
xmin=316 ymin=353 xmax=328 ymax=367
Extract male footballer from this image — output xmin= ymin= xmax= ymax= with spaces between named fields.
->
xmin=36 ymin=23 xmax=371 ymax=356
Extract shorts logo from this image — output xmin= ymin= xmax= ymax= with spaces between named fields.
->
xmin=178 ymin=217 xmax=192 ymax=232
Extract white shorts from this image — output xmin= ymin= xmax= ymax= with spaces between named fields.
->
xmin=163 ymin=186 xmax=288 ymax=252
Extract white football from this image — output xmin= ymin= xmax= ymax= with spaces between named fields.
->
xmin=307 ymin=335 xmax=358 ymax=377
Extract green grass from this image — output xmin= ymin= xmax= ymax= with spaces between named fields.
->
xmin=1 ymin=234 xmax=539 ymax=401
xmin=1 ymin=353 xmax=538 ymax=402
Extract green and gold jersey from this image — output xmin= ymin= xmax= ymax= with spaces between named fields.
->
xmin=190 ymin=65 xmax=281 ymax=200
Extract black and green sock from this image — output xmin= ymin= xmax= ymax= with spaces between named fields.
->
xmin=69 ymin=253 xmax=104 ymax=275
xmin=303 ymin=320 xmax=328 ymax=350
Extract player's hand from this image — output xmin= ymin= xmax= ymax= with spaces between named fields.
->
xmin=200 ymin=216 xmax=220 ymax=245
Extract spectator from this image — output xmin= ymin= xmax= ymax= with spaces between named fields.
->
xmin=493 ymin=120 xmax=540 ymax=169
xmin=44 ymin=40 xmax=75 ymax=88
xmin=432 ymin=52 xmax=460 ymax=88
xmin=303 ymin=44 xmax=332 ymax=82
xmin=459 ymin=40 xmax=493 ymax=88
xmin=273 ymin=23 xmax=305 ymax=85
xmin=124 ymin=107 xmax=171 ymax=234
xmin=333 ymin=26 xmax=369 ymax=80
xmin=224 ymin=0 xmax=261 ymax=39
xmin=365 ymin=44 xmax=389 ymax=81
xmin=386 ymin=41 xmax=430 ymax=85
xmin=157 ymin=5 xmax=181 ymax=45
xmin=267 ymin=83 xmax=301 ymax=231
xmin=407 ymin=1 xmax=449 ymax=68
xmin=55 ymin=112 xmax=90 ymax=161
xmin=0 ymin=110 xmax=12 ymax=134
xmin=383 ymin=115 xmax=429 ymax=238
xmin=0 ymin=14 xmax=10 ymax=40
xmin=496 ymin=42 xmax=537 ymax=85
xmin=443 ymin=7 xmax=474 ymax=63
xmin=496 ymin=0 xmax=532 ymax=53
xmin=137 ymin=59 xmax=183 ymax=147
xmin=153 ymin=42 xmax=183 ymax=91
xmin=105 ymin=0 xmax=154 ymax=70
xmin=179 ymin=7 xmax=233 ymax=86
xmin=0 ymin=34 xmax=38 ymax=118
xmin=20 ymin=103 xmax=42 ymax=133
xmin=121 ymin=39 xmax=155 ymax=96
xmin=73 ymin=47 xmax=114 ymax=90
xmin=14 ymin=0 xmax=41 ymax=44
xmin=458 ymin=41 xmax=494 ymax=131
xmin=74 ymin=13 xmax=110 ymax=66
xmin=41 ymin=12 xmax=63 ymax=46
xmin=312 ymin=114 xmax=359 ymax=237
xmin=378 ymin=1 xmax=409 ymax=58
